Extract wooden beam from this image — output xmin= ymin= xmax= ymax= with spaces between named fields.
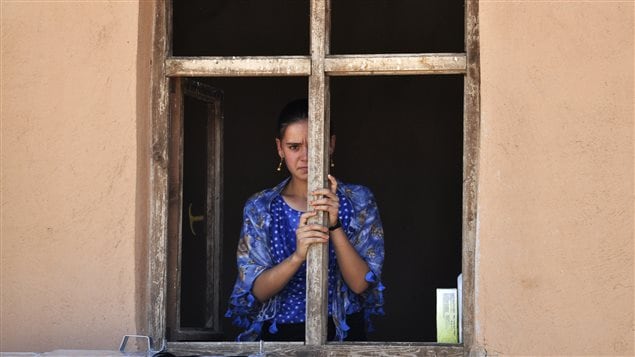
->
xmin=166 ymin=54 xmax=466 ymax=78
xmin=206 ymin=87 xmax=223 ymax=334
xmin=165 ymin=57 xmax=311 ymax=77
xmin=306 ymin=0 xmax=330 ymax=346
xmin=148 ymin=0 xmax=170 ymax=350
xmin=463 ymin=0 xmax=483 ymax=356
xmin=165 ymin=78 xmax=184 ymax=342
xmin=168 ymin=342 xmax=463 ymax=356
xmin=324 ymin=53 xmax=466 ymax=76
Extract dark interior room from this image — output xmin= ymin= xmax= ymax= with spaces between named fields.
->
xmin=171 ymin=0 xmax=465 ymax=342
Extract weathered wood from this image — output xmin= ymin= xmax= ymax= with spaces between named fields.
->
xmin=168 ymin=342 xmax=463 ymax=356
xmin=148 ymin=0 xmax=170 ymax=350
xmin=165 ymin=78 xmax=184 ymax=341
xmin=325 ymin=53 xmax=466 ymax=76
xmin=202 ymin=83 xmax=223 ymax=332
xmin=165 ymin=54 xmax=466 ymax=77
xmin=181 ymin=79 xmax=224 ymax=102
xmin=165 ymin=0 xmax=172 ymax=57
xmin=165 ymin=57 xmax=311 ymax=77
xmin=149 ymin=0 xmax=480 ymax=352
xmin=462 ymin=0 xmax=482 ymax=356
xmin=168 ymin=329 xmax=224 ymax=342
xmin=306 ymin=0 xmax=331 ymax=346
xmin=166 ymin=80 xmax=225 ymax=340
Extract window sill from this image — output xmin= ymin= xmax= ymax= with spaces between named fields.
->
xmin=168 ymin=341 xmax=463 ymax=356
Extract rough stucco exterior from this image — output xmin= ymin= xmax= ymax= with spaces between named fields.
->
xmin=477 ymin=2 xmax=634 ymax=355
xmin=0 ymin=0 xmax=633 ymax=355
xmin=1 ymin=1 xmax=141 ymax=351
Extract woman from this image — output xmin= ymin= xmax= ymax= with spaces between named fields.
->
xmin=225 ymin=99 xmax=385 ymax=341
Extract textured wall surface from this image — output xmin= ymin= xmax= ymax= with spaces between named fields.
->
xmin=1 ymin=1 xmax=141 ymax=351
xmin=478 ymin=1 xmax=634 ymax=355
xmin=1 ymin=0 xmax=634 ymax=354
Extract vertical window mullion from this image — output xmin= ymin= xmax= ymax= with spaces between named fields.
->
xmin=306 ymin=0 xmax=331 ymax=346
xmin=461 ymin=0 xmax=480 ymax=352
xmin=150 ymin=0 xmax=171 ymax=349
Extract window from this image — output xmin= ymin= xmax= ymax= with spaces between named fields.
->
xmin=166 ymin=79 xmax=223 ymax=340
xmin=147 ymin=0 xmax=480 ymax=354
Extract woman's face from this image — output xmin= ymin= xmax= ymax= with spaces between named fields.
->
xmin=275 ymin=119 xmax=336 ymax=182
xmin=276 ymin=120 xmax=309 ymax=181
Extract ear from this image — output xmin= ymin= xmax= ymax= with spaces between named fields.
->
xmin=329 ymin=135 xmax=336 ymax=156
xmin=275 ymin=138 xmax=284 ymax=158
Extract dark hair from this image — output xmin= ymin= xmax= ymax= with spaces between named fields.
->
xmin=277 ymin=98 xmax=308 ymax=139
xmin=276 ymin=98 xmax=335 ymax=138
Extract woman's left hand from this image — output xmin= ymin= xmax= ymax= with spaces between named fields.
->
xmin=310 ymin=174 xmax=340 ymax=227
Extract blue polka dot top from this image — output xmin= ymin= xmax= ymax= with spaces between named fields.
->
xmin=269 ymin=191 xmax=360 ymax=324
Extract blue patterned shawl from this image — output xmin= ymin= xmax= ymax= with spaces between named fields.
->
xmin=225 ymin=177 xmax=385 ymax=341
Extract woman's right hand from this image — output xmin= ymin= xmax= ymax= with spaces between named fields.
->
xmin=293 ymin=211 xmax=329 ymax=261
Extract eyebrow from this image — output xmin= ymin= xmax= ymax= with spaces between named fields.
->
xmin=285 ymin=142 xmax=303 ymax=146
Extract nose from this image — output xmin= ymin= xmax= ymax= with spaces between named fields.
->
xmin=300 ymin=145 xmax=308 ymax=161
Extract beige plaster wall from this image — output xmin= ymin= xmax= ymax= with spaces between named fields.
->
xmin=1 ymin=1 xmax=142 ymax=352
xmin=1 ymin=0 xmax=634 ymax=355
xmin=478 ymin=1 xmax=634 ymax=355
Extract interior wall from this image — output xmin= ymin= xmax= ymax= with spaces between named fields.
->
xmin=0 ymin=1 xmax=141 ymax=352
xmin=477 ymin=2 xmax=634 ymax=355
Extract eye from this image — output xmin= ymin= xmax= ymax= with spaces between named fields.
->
xmin=288 ymin=144 xmax=300 ymax=151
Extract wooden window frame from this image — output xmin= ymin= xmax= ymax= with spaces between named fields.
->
xmin=165 ymin=79 xmax=224 ymax=341
xmin=146 ymin=0 xmax=481 ymax=355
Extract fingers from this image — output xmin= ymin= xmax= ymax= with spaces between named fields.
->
xmin=311 ymin=203 xmax=337 ymax=213
xmin=296 ymin=228 xmax=329 ymax=242
xmin=294 ymin=219 xmax=329 ymax=261
xmin=296 ymin=223 xmax=328 ymax=234
xmin=298 ymin=237 xmax=329 ymax=246
xmin=311 ymin=199 xmax=338 ymax=209
xmin=293 ymin=233 xmax=328 ymax=261
xmin=298 ymin=232 xmax=329 ymax=241
xmin=310 ymin=175 xmax=338 ymax=199
xmin=299 ymin=211 xmax=318 ymax=226
xmin=310 ymin=196 xmax=339 ymax=215
xmin=310 ymin=177 xmax=340 ymax=227
xmin=311 ymin=189 xmax=339 ymax=202
xmin=328 ymin=174 xmax=338 ymax=193
xmin=296 ymin=222 xmax=329 ymax=241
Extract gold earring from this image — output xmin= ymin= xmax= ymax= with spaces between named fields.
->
xmin=277 ymin=157 xmax=284 ymax=172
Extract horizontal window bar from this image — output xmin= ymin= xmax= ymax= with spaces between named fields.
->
xmin=165 ymin=53 xmax=466 ymax=77
xmin=325 ymin=53 xmax=466 ymax=76
xmin=168 ymin=341 xmax=463 ymax=356
xmin=165 ymin=56 xmax=312 ymax=77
